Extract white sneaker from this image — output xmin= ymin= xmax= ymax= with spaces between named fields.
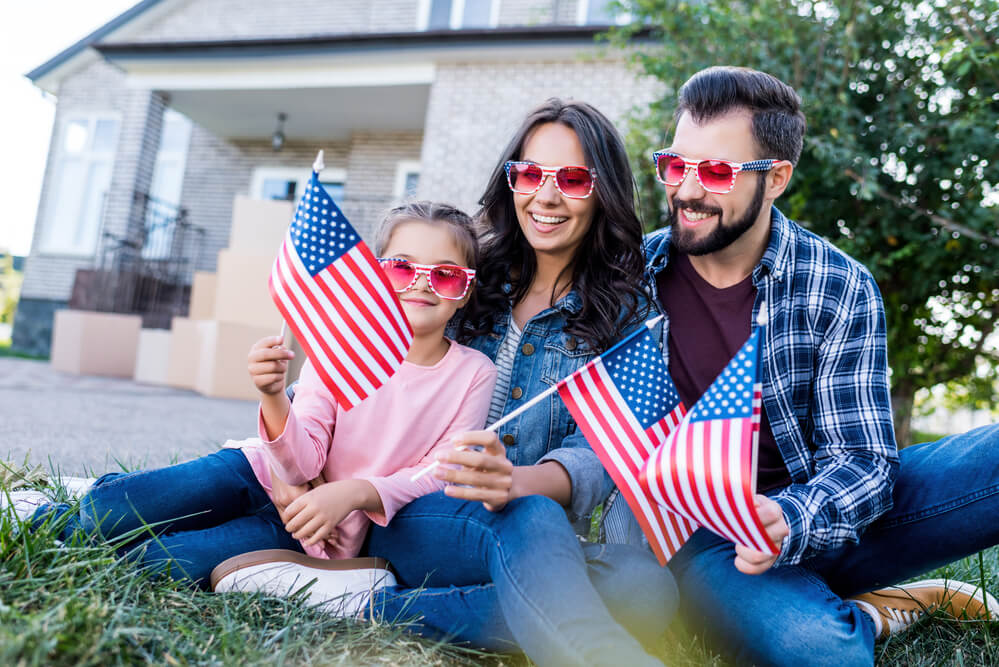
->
xmin=0 ymin=489 xmax=51 ymax=523
xmin=56 ymin=476 xmax=96 ymax=499
xmin=211 ymin=549 xmax=397 ymax=618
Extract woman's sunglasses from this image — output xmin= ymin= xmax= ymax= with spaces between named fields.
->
xmin=652 ymin=150 xmax=777 ymax=194
xmin=377 ymin=258 xmax=476 ymax=300
xmin=503 ymin=161 xmax=597 ymax=199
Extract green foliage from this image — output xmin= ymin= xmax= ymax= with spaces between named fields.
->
xmin=610 ymin=0 xmax=999 ymax=442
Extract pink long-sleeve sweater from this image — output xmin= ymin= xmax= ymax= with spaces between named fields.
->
xmin=237 ymin=340 xmax=496 ymax=559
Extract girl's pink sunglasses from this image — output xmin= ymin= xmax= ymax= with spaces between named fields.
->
xmin=378 ymin=258 xmax=476 ymax=300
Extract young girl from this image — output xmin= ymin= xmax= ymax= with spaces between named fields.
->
xmin=18 ymin=202 xmax=496 ymax=590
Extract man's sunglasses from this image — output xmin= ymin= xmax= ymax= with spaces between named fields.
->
xmin=504 ymin=161 xmax=597 ymax=199
xmin=377 ymin=258 xmax=476 ymax=300
xmin=652 ymin=150 xmax=777 ymax=194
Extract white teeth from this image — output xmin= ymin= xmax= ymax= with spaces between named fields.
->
xmin=683 ymin=210 xmax=713 ymax=221
xmin=532 ymin=213 xmax=568 ymax=224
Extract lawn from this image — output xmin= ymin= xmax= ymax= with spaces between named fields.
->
xmin=3 ymin=474 xmax=997 ymax=666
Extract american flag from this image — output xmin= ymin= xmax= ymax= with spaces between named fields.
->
xmin=640 ymin=327 xmax=778 ymax=555
xmin=557 ymin=321 xmax=699 ymax=565
xmin=269 ymin=171 xmax=413 ymax=409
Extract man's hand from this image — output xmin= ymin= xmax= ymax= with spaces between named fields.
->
xmin=434 ymin=431 xmax=515 ymax=512
xmin=734 ymin=494 xmax=789 ymax=575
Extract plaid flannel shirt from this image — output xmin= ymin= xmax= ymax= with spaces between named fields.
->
xmin=637 ymin=206 xmax=898 ymax=566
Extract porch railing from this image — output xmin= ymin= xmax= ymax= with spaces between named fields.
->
xmin=70 ymin=191 xmax=205 ymax=329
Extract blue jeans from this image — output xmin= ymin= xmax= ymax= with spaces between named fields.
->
xmin=669 ymin=423 xmax=999 ymax=666
xmin=39 ymin=449 xmax=303 ymax=588
xmin=366 ymin=491 xmax=676 ymax=666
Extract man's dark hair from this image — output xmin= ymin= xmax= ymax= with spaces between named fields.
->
xmin=675 ymin=66 xmax=806 ymax=165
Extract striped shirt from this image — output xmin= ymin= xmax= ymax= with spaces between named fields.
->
xmin=486 ymin=313 xmax=523 ymax=426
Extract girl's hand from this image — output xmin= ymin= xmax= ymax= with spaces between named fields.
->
xmin=248 ymin=336 xmax=294 ymax=396
xmin=269 ymin=465 xmax=311 ymax=524
xmin=283 ymin=479 xmax=374 ymax=547
xmin=434 ymin=431 xmax=515 ymax=512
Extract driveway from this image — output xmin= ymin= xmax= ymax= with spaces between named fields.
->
xmin=0 ymin=357 xmax=259 ymax=476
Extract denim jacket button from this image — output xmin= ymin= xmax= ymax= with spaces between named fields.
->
xmin=511 ymin=387 xmax=523 ymax=400
xmin=502 ymin=434 xmax=515 ymax=446
xmin=521 ymin=343 xmax=535 ymax=356
xmin=566 ymin=336 xmax=577 ymax=350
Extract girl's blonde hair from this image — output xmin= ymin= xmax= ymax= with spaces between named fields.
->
xmin=374 ymin=201 xmax=479 ymax=270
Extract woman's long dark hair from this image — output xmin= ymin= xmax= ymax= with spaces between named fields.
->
xmin=457 ymin=98 xmax=647 ymax=352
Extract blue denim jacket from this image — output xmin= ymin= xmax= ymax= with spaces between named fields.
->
xmin=602 ymin=207 xmax=898 ymax=565
xmin=458 ymin=288 xmax=616 ymax=524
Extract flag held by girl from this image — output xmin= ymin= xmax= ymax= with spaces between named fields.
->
xmin=269 ymin=171 xmax=413 ymax=409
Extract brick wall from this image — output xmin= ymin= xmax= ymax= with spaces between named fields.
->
xmin=341 ymin=131 xmax=424 ymax=241
xmin=418 ymin=58 xmax=662 ymax=213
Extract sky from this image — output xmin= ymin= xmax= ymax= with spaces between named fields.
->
xmin=1 ymin=0 xmax=137 ymax=257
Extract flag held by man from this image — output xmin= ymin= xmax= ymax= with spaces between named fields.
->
xmin=557 ymin=319 xmax=699 ymax=565
xmin=269 ymin=170 xmax=413 ymax=409
xmin=640 ymin=326 xmax=778 ymax=556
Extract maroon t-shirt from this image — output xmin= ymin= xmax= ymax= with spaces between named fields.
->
xmin=658 ymin=253 xmax=791 ymax=493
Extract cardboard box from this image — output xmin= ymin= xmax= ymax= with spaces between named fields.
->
xmin=166 ymin=316 xmax=211 ymax=390
xmin=229 ymin=195 xmax=294 ymax=255
xmin=133 ymin=328 xmax=172 ymax=385
xmin=50 ymin=310 xmax=142 ymax=377
xmin=213 ymin=249 xmax=283 ymax=330
xmin=195 ymin=321 xmax=276 ymax=401
xmin=188 ymin=271 xmax=217 ymax=320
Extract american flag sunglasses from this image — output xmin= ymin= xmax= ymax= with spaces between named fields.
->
xmin=377 ymin=258 xmax=476 ymax=300
xmin=652 ymin=150 xmax=777 ymax=194
xmin=504 ymin=161 xmax=597 ymax=199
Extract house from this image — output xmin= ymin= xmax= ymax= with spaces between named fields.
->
xmin=13 ymin=0 xmax=659 ymax=357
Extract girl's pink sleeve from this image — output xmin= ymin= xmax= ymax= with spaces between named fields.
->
xmin=362 ymin=360 xmax=497 ymax=526
xmin=257 ymin=360 xmax=338 ymax=485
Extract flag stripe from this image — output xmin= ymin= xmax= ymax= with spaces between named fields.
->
xmin=269 ymin=259 xmax=364 ymax=407
xmin=340 ymin=250 xmax=412 ymax=354
xmin=280 ymin=244 xmax=383 ymax=392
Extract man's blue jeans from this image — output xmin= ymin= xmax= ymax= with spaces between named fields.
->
xmin=40 ymin=449 xmax=303 ymax=588
xmin=669 ymin=423 xmax=999 ymax=666
xmin=367 ymin=491 xmax=677 ymax=667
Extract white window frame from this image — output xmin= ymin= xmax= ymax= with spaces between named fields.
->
xmin=39 ymin=113 xmax=121 ymax=257
xmin=250 ymin=166 xmax=347 ymax=202
xmin=417 ymin=0 xmax=500 ymax=30
xmin=143 ymin=110 xmax=194 ymax=260
xmin=393 ymin=160 xmax=422 ymax=202
xmin=576 ymin=0 xmax=631 ymax=25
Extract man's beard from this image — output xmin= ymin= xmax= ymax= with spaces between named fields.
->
xmin=668 ymin=174 xmax=767 ymax=256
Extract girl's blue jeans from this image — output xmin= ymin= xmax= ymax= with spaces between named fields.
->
xmin=38 ymin=449 xmax=303 ymax=588
xmin=668 ymin=423 xmax=999 ymax=666
xmin=368 ymin=491 xmax=677 ymax=666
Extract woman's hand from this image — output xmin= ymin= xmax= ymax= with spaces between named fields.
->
xmin=282 ymin=479 xmax=379 ymax=547
xmin=434 ymin=431 xmax=516 ymax=512
xmin=248 ymin=335 xmax=294 ymax=395
xmin=269 ymin=465 xmax=311 ymax=523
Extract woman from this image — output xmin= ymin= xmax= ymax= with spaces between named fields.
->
xmin=216 ymin=99 xmax=676 ymax=666
xmin=365 ymin=99 xmax=674 ymax=665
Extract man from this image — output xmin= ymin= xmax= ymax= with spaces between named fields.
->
xmin=602 ymin=65 xmax=999 ymax=664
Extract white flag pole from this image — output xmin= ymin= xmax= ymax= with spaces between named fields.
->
xmin=313 ymin=149 xmax=325 ymax=173
xmin=409 ymin=314 xmax=664 ymax=483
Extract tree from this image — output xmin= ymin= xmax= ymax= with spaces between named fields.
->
xmin=610 ymin=0 xmax=999 ymax=445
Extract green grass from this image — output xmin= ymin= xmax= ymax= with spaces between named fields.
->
xmin=3 ymin=476 xmax=998 ymax=666
xmin=0 ymin=339 xmax=47 ymax=360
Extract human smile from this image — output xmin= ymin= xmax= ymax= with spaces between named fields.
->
xmin=679 ymin=208 xmax=718 ymax=228
xmin=530 ymin=212 xmax=569 ymax=232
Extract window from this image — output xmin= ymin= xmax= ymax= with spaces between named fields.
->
xmin=40 ymin=115 xmax=121 ymax=256
xmin=393 ymin=161 xmax=421 ymax=202
xmin=144 ymin=110 xmax=193 ymax=259
xmin=419 ymin=0 xmax=499 ymax=30
xmin=250 ymin=167 xmax=346 ymax=205
xmin=577 ymin=0 xmax=631 ymax=25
